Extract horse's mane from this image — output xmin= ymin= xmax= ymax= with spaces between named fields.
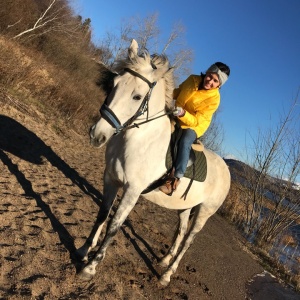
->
xmin=113 ymin=51 xmax=174 ymax=109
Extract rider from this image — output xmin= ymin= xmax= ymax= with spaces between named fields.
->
xmin=159 ymin=62 xmax=230 ymax=195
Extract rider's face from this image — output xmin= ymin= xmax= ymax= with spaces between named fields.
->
xmin=203 ymin=73 xmax=220 ymax=90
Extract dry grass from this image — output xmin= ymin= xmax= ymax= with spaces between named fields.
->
xmin=0 ymin=36 xmax=105 ymax=133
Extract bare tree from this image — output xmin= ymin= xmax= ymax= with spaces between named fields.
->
xmin=12 ymin=0 xmax=81 ymax=41
xmin=162 ymin=22 xmax=184 ymax=54
xmin=98 ymin=20 xmax=134 ymax=67
xmin=96 ymin=13 xmax=193 ymax=81
xmin=242 ymin=91 xmax=300 ymax=245
xmin=133 ymin=13 xmax=160 ymax=51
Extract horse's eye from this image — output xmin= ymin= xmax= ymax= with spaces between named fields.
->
xmin=133 ymin=95 xmax=142 ymax=101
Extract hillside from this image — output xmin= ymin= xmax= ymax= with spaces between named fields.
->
xmin=224 ymin=158 xmax=300 ymax=218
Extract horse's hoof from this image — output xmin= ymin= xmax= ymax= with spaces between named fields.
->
xmin=77 ymin=267 xmax=96 ymax=282
xmin=159 ymin=274 xmax=170 ymax=286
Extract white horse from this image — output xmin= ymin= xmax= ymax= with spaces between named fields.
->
xmin=76 ymin=40 xmax=231 ymax=286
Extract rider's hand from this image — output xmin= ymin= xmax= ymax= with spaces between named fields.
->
xmin=173 ymin=106 xmax=185 ymax=117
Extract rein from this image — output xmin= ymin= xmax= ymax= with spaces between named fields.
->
xmin=125 ymin=109 xmax=174 ymax=130
xmin=100 ymin=68 xmax=172 ymax=135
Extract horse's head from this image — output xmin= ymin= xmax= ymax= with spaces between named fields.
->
xmin=90 ymin=39 xmax=174 ymax=148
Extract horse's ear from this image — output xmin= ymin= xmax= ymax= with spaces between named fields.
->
xmin=128 ymin=39 xmax=139 ymax=59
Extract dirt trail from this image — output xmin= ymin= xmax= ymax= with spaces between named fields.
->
xmin=0 ymin=102 xmax=299 ymax=299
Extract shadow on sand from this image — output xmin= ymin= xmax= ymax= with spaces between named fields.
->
xmin=0 ymin=115 xmax=102 ymax=255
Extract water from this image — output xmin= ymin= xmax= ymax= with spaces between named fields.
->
xmin=271 ymin=239 xmax=300 ymax=275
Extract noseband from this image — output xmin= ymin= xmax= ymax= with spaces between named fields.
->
xmin=100 ymin=68 xmax=157 ymax=135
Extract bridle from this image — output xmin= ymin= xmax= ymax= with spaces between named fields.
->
xmin=99 ymin=68 xmax=173 ymax=135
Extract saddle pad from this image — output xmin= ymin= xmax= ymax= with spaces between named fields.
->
xmin=165 ymin=147 xmax=207 ymax=182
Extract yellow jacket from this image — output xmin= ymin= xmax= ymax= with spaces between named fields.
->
xmin=174 ymin=75 xmax=220 ymax=138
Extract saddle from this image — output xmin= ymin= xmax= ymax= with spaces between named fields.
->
xmin=142 ymin=122 xmax=207 ymax=199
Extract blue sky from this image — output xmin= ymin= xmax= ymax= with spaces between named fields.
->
xmin=71 ymin=0 xmax=300 ymax=163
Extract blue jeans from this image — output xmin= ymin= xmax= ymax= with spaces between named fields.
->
xmin=174 ymin=129 xmax=197 ymax=178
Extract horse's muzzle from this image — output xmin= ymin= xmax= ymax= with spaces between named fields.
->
xmin=89 ymin=124 xmax=107 ymax=148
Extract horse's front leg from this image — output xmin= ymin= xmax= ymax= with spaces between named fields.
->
xmin=78 ymin=186 xmax=140 ymax=281
xmin=75 ymin=174 xmax=119 ymax=262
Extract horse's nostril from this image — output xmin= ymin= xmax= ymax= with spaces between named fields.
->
xmin=89 ymin=125 xmax=96 ymax=138
xmin=99 ymin=136 xmax=106 ymax=145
